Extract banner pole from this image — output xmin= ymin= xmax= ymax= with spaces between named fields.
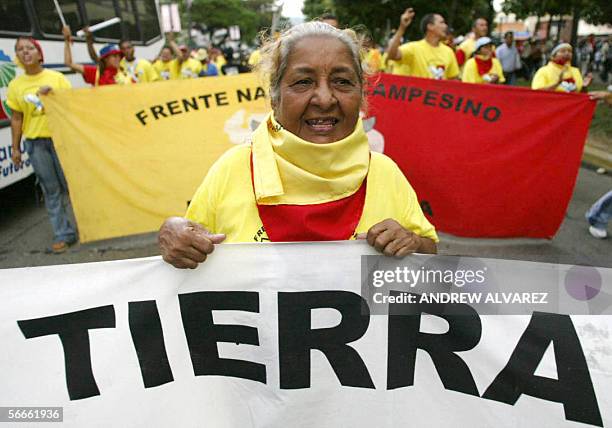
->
xmin=52 ymin=0 xmax=67 ymax=27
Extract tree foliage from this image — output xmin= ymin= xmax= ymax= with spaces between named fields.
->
xmin=503 ymin=0 xmax=611 ymax=24
xmin=302 ymin=0 xmax=494 ymax=43
xmin=183 ymin=0 xmax=281 ymax=44
xmin=302 ymin=0 xmax=335 ymax=20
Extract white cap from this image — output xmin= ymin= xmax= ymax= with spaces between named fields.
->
xmin=474 ymin=37 xmax=493 ymax=54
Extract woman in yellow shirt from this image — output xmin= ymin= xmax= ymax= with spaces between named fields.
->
xmin=7 ymin=38 xmax=77 ymax=253
xmin=462 ymin=37 xmax=505 ymax=84
xmin=158 ymin=22 xmax=438 ymax=268
xmin=531 ymin=43 xmax=592 ymax=92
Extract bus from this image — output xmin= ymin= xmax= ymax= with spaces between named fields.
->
xmin=0 ymin=0 xmax=164 ymax=189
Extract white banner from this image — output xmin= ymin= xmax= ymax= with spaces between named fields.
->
xmin=1 ymin=242 xmax=611 ymax=427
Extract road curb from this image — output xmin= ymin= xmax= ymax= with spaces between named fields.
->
xmin=583 ymin=144 xmax=612 ymax=170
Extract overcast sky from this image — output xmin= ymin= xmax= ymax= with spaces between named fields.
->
xmin=282 ymin=0 xmax=305 ymax=18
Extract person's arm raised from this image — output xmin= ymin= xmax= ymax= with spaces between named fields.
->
xmin=158 ymin=217 xmax=226 ymax=269
xmin=387 ymin=7 xmax=415 ymax=61
xmin=83 ymin=27 xmax=100 ymax=64
xmin=165 ymin=32 xmax=184 ymax=63
xmin=62 ymin=26 xmax=85 ymax=74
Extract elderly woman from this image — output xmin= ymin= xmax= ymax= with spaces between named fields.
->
xmin=532 ymin=43 xmax=592 ymax=92
xmin=159 ymin=22 xmax=438 ymax=269
xmin=462 ymin=37 xmax=505 ymax=84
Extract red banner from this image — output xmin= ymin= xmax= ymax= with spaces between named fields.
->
xmin=366 ymin=74 xmax=595 ymax=239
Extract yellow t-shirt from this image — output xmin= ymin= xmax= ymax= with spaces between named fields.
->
xmin=6 ymin=69 xmax=71 ymax=139
xmin=365 ymin=48 xmax=383 ymax=72
xmin=397 ymin=39 xmax=460 ymax=79
xmin=186 ymin=145 xmax=438 ymax=243
xmin=531 ymin=62 xmax=583 ymax=93
xmin=214 ymin=55 xmax=227 ymax=75
xmin=121 ymin=58 xmax=160 ymax=83
xmin=172 ymin=58 xmax=202 ymax=79
xmin=456 ymin=38 xmax=476 ymax=64
xmin=248 ymin=49 xmax=261 ymax=67
xmin=153 ymin=59 xmax=174 ymax=80
xmin=461 ymin=57 xmax=506 ymax=84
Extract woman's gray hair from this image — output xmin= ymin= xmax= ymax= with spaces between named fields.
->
xmin=254 ymin=21 xmax=369 ymax=107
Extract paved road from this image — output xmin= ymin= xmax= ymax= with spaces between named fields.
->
xmin=1 ymin=165 xmax=610 ymax=270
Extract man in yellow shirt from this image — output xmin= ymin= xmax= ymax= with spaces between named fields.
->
xmin=119 ymin=40 xmax=160 ymax=83
xmin=8 ymin=37 xmax=77 ymax=253
xmin=152 ymin=46 xmax=175 ymax=80
xmin=166 ymin=33 xmax=202 ymax=79
xmin=455 ymin=17 xmax=488 ymax=67
xmin=387 ymin=8 xmax=459 ymax=80
xmin=532 ymin=43 xmax=592 ymax=93
xmin=462 ymin=37 xmax=505 ymax=84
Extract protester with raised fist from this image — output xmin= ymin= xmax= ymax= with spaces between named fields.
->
xmin=62 ymin=26 xmax=132 ymax=86
xmin=165 ymin=32 xmax=201 ymax=79
xmin=387 ymin=8 xmax=459 ymax=80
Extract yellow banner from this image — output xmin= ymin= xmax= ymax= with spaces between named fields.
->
xmin=44 ymin=73 xmax=268 ymax=242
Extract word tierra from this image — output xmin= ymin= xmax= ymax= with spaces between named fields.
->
xmin=18 ymin=291 xmax=602 ymax=427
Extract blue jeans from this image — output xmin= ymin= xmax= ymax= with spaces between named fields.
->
xmin=25 ymin=138 xmax=77 ymax=243
xmin=586 ymin=190 xmax=612 ymax=230
xmin=504 ymin=71 xmax=517 ymax=85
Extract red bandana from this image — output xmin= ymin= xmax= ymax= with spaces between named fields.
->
xmin=552 ymin=58 xmax=570 ymax=66
xmin=98 ymin=66 xmax=119 ymax=85
xmin=474 ymin=56 xmax=493 ymax=76
xmin=250 ymin=153 xmax=367 ymax=242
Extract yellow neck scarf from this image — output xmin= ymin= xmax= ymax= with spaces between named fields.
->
xmin=251 ymin=113 xmax=370 ymax=205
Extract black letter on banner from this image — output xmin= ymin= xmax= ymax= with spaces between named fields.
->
xmin=387 ymin=293 xmax=481 ymax=396
xmin=278 ymin=291 xmax=374 ymax=389
xmin=482 ymin=312 xmax=602 ymax=427
xmin=372 ymin=83 xmax=386 ymax=98
xmin=128 ymin=301 xmax=174 ymax=388
xmin=179 ymin=291 xmax=265 ymax=383
xmin=483 ymin=107 xmax=501 ymax=122
xmin=135 ymin=110 xmax=148 ymax=125
xmin=17 ymin=305 xmax=116 ymax=400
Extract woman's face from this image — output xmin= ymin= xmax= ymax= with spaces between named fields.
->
xmin=479 ymin=44 xmax=493 ymax=57
xmin=160 ymin=47 xmax=173 ymax=62
xmin=104 ymin=53 xmax=121 ymax=69
xmin=554 ymin=47 xmax=573 ymax=63
xmin=275 ymin=35 xmax=362 ymax=144
xmin=15 ymin=39 xmax=41 ymax=66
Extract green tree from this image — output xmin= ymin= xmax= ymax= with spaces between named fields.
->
xmin=313 ymin=0 xmax=493 ymax=44
xmin=181 ymin=0 xmax=268 ymax=44
xmin=503 ymin=0 xmax=610 ymax=24
xmin=303 ymin=0 xmax=335 ymax=20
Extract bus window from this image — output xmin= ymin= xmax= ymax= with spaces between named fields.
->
xmin=34 ymin=0 xmax=83 ymax=36
xmin=83 ymin=0 xmax=122 ymax=40
xmin=135 ymin=0 xmax=161 ymax=43
xmin=115 ymin=0 xmax=139 ymax=42
xmin=0 ymin=0 xmax=32 ymax=34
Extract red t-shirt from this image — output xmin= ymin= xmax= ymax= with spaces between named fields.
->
xmin=82 ymin=65 xmax=120 ymax=86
